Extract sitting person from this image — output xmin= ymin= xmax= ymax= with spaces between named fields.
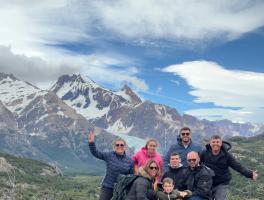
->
xmin=161 ymin=152 xmax=185 ymax=190
xmin=126 ymin=160 xmax=160 ymax=200
xmin=156 ymin=178 xmax=192 ymax=200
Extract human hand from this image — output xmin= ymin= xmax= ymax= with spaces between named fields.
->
xmin=252 ymin=170 xmax=258 ymax=181
xmin=179 ymin=191 xmax=187 ymax=197
xmin=88 ymin=130 xmax=95 ymax=143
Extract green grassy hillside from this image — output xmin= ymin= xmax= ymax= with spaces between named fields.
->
xmin=228 ymin=134 xmax=264 ymax=200
xmin=0 ymin=152 xmax=101 ymax=200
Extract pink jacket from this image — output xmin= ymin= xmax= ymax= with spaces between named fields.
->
xmin=132 ymin=147 xmax=163 ymax=174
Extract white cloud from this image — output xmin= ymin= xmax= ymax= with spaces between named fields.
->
xmin=0 ymin=46 xmax=148 ymax=91
xmin=171 ymin=79 xmax=180 ymax=85
xmin=162 ymin=60 xmax=264 ymax=123
xmin=1 ymin=1 xmax=264 ymax=56
xmin=0 ymin=1 xmax=148 ymax=91
xmin=82 ymin=0 xmax=264 ymax=43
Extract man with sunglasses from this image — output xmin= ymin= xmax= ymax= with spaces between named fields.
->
xmin=182 ymin=151 xmax=214 ymax=200
xmin=200 ymin=135 xmax=258 ymax=200
xmin=164 ymin=127 xmax=202 ymax=170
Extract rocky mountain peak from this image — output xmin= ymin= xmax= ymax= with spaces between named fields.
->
xmin=0 ymin=72 xmax=17 ymax=81
xmin=50 ymin=74 xmax=85 ymax=93
xmin=118 ymin=84 xmax=142 ymax=105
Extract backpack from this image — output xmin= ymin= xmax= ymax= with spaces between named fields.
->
xmin=111 ymin=174 xmax=139 ymax=200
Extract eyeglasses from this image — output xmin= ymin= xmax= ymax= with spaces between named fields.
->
xmin=187 ymin=159 xmax=196 ymax=162
xmin=149 ymin=166 xmax=158 ymax=170
xmin=115 ymin=144 xmax=125 ymax=147
xmin=181 ymin=132 xmax=190 ymax=136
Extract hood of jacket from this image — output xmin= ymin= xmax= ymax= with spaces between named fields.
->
xmin=205 ymin=140 xmax=232 ymax=153
xmin=140 ymin=147 xmax=160 ymax=158
xmin=138 ymin=166 xmax=152 ymax=180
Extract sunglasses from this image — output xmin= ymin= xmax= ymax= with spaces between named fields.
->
xmin=115 ymin=144 xmax=125 ymax=147
xmin=187 ymin=159 xmax=196 ymax=162
xmin=149 ymin=166 xmax=158 ymax=170
xmin=181 ymin=132 xmax=190 ymax=136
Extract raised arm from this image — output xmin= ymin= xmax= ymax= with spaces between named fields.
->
xmin=88 ymin=131 xmax=108 ymax=161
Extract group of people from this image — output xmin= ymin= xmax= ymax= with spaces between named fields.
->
xmin=88 ymin=127 xmax=258 ymax=200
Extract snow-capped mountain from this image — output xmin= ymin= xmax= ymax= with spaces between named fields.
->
xmin=115 ymin=84 xmax=142 ymax=106
xmin=0 ymin=71 xmax=264 ymax=173
xmin=0 ymin=101 xmax=18 ymax=130
xmin=50 ymin=74 xmax=138 ymax=120
xmin=0 ymin=73 xmax=46 ymax=114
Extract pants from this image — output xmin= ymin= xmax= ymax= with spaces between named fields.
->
xmin=212 ymin=184 xmax=229 ymax=200
xmin=99 ymin=186 xmax=113 ymax=200
xmin=187 ymin=196 xmax=204 ymax=200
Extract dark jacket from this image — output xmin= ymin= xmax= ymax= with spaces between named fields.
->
xmin=164 ymin=136 xmax=202 ymax=169
xmin=200 ymin=141 xmax=253 ymax=187
xmin=126 ymin=167 xmax=154 ymax=200
xmin=181 ymin=165 xmax=214 ymax=200
xmin=89 ymin=142 xmax=134 ymax=189
xmin=156 ymin=189 xmax=192 ymax=200
xmin=161 ymin=165 xmax=186 ymax=190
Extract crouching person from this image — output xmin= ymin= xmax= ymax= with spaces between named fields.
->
xmin=156 ymin=177 xmax=192 ymax=200
xmin=182 ymin=151 xmax=214 ymax=200
xmin=126 ymin=160 xmax=160 ymax=200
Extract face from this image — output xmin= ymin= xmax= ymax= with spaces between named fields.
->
xmin=114 ymin=140 xmax=126 ymax=155
xmin=187 ymin=152 xmax=199 ymax=169
xmin=180 ymin=130 xmax=191 ymax=144
xmin=148 ymin=163 xmax=158 ymax=177
xmin=210 ymin=138 xmax=222 ymax=152
xmin=170 ymin=155 xmax=181 ymax=168
xmin=163 ymin=182 xmax=174 ymax=193
xmin=147 ymin=141 xmax=157 ymax=155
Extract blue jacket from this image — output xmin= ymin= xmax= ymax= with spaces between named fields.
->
xmin=89 ymin=142 xmax=134 ymax=189
xmin=163 ymin=136 xmax=202 ymax=170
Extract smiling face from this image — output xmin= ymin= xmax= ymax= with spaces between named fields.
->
xmin=147 ymin=140 xmax=157 ymax=156
xmin=114 ymin=140 xmax=126 ymax=155
xmin=210 ymin=138 xmax=222 ymax=154
xmin=180 ymin=129 xmax=191 ymax=144
xmin=170 ymin=154 xmax=181 ymax=168
xmin=148 ymin=162 xmax=159 ymax=177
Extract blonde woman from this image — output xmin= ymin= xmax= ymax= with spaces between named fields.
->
xmin=88 ymin=131 xmax=134 ymax=200
xmin=126 ymin=160 xmax=160 ymax=200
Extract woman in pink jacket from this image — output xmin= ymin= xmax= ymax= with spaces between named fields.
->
xmin=132 ymin=138 xmax=163 ymax=176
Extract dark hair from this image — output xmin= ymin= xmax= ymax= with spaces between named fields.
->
xmin=180 ymin=127 xmax=191 ymax=134
xmin=170 ymin=152 xmax=180 ymax=157
xmin=210 ymin=135 xmax=222 ymax=140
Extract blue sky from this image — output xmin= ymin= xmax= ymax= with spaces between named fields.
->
xmin=0 ymin=0 xmax=264 ymax=123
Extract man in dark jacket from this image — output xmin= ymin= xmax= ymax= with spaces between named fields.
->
xmin=161 ymin=152 xmax=185 ymax=190
xmin=200 ymin=135 xmax=258 ymax=200
xmin=182 ymin=151 xmax=214 ymax=200
xmin=164 ymin=127 xmax=202 ymax=170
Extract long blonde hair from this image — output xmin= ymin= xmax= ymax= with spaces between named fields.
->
xmin=143 ymin=159 xmax=161 ymax=177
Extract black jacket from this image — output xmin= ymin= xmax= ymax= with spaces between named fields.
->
xmin=200 ymin=141 xmax=253 ymax=187
xmin=126 ymin=167 xmax=154 ymax=200
xmin=161 ymin=165 xmax=186 ymax=190
xmin=181 ymin=165 xmax=214 ymax=200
